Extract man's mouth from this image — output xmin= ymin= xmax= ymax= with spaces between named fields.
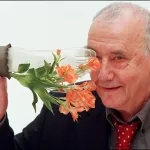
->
xmin=101 ymin=86 xmax=121 ymax=92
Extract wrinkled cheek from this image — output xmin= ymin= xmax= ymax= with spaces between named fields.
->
xmin=90 ymin=70 xmax=100 ymax=82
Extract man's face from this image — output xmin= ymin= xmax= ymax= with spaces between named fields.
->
xmin=87 ymin=14 xmax=150 ymax=112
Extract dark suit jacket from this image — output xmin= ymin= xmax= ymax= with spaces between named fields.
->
xmin=0 ymin=91 xmax=111 ymax=150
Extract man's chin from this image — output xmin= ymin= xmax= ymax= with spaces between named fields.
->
xmin=96 ymin=90 xmax=124 ymax=108
xmin=100 ymin=97 xmax=121 ymax=109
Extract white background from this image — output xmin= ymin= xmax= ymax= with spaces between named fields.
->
xmin=0 ymin=1 xmax=148 ymax=134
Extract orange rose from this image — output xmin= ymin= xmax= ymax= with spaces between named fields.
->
xmin=59 ymin=88 xmax=96 ymax=121
xmin=77 ymin=81 xmax=96 ymax=92
xmin=66 ymin=89 xmax=96 ymax=111
xmin=59 ymin=103 xmax=79 ymax=121
xmin=56 ymin=65 xmax=78 ymax=84
xmin=59 ymin=104 xmax=69 ymax=115
xmin=86 ymin=57 xmax=101 ymax=71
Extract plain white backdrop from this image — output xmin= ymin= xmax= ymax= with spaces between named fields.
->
xmin=0 ymin=1 xmax=149 ymax=134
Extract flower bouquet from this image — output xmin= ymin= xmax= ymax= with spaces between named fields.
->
xmin=0 ymin=44 xmax=101 ymax=121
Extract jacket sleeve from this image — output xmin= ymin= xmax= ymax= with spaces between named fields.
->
xmin=0 ymin=106 xmax=48 ymax=150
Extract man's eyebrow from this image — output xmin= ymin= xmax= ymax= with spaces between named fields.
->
xmin=111 ymin=50 xmax=125 ymax=55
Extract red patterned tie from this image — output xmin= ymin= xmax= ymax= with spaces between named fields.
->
xmin=112 ymin=117 xmax=140 ymax=150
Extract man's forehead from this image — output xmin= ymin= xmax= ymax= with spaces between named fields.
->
xmin=90 ymin=8 xmax=145 ymax=37
xmin=90 ymin=18 xmax=142 ymax=38
xmin=88 ymin=15 xmax=145 ymax=55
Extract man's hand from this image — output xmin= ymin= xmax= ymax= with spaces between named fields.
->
xmin=0 ymin=77 xmax=8 ymax=120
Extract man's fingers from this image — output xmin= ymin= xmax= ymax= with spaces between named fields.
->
xmin=0 ymin=77 xmax=7 ymax=89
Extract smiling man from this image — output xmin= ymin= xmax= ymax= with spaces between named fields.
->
xmin=88 ymin=3 xmax=150 ymax=120
xmin=1 ymin=2 xmax=150 ymax=150
xmin=88 ymin=2 xmax=150 ymax=149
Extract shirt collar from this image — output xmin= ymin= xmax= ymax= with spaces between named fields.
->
xmin=106 ymin=100 xmax=150 ymax=131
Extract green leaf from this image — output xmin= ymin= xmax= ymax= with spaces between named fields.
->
xmin=49 ymin=94 xmax=65 ymax=104
xmin=34 ymin=88 xmax=61 ymax=114
xmin=44 ymin=100 xmax=54 ymax=114
xmin=30 ymin=89 xmax=38 ymax=112
xmin=52 ymin=53 xmax=57 ymax=62
xmin=40 ymin=79 xmax=68 ymax=88
xmin=49 ymin=71 xmax=57 ymax=76
xmin=11 ymin=72 xmax=68 ymax=89
xmin=10 ymin=73 xmax=49 ymax=89
xmin=49 ymin=53 xmax=58 ymax=73
xmin=50 ymin=61 xmax=56 ymax=73
xmin=44 ymin=60 xmax=51 ymax=75
xmin=27 ymin=68 xmax=35 ymax=76
xmin=10 ymin=73 xmax=33 ymax=88
xmin=35 ymin=88 xmax=59 ymax=105
xmin=35 ymin=66 xmax=46 ymax=78
xmin=56 ymin=55 xmax=61 ymax=65
xmin=18 ymin=64 xmax=30 ymax=73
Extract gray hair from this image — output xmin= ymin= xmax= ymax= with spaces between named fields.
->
xmin=93 ymin=2 xmax=150 ymax=55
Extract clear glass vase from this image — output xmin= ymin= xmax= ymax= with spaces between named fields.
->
xmin=0 ymin=44 xmax=96 ymax=78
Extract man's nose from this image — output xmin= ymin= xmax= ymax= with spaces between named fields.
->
xmin=98 ymin=60 xmax=114 ymax=81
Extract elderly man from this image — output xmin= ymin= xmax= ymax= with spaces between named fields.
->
xmin=0 ymin=2 xmax=150 ymax=150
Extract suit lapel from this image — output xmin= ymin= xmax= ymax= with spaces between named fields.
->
xmin=76 ymin=91 xmax=111 ymax=150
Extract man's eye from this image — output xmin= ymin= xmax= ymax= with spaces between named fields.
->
xmin=114 ymin=56 xmax=124 ymax=60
